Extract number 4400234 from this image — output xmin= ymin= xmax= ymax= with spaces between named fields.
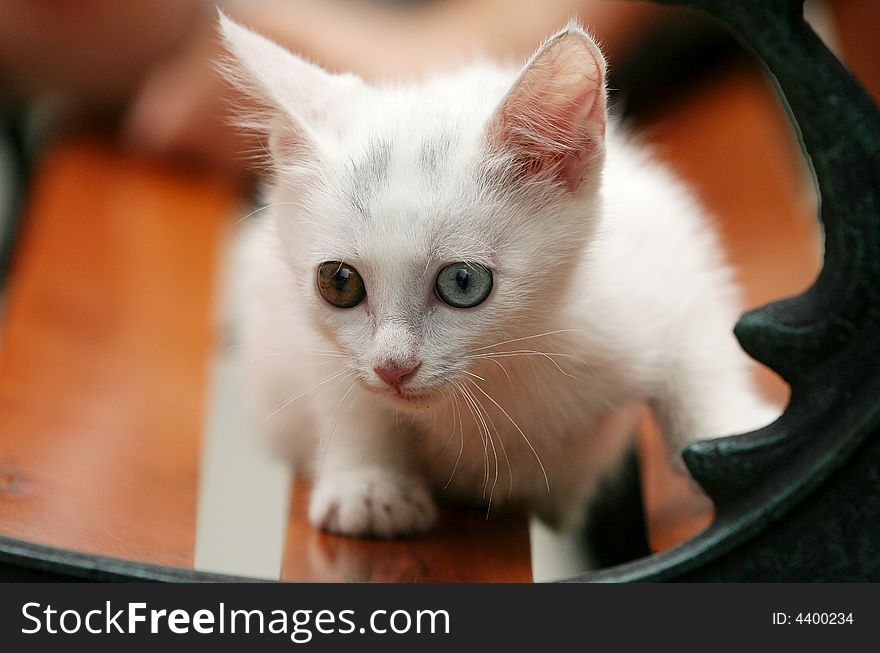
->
xmin=796 ymin=613 xmax=854 ymax=625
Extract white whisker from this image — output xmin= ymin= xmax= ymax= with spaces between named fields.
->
xmin=467 ymin=379 xmax=513 ymax=500
xmin=481 ymin=356 xmax=514 ymax=389
xmin=436 ymin=390 xmax=458 ymax=461
xmin=470 ymin=328 xmax=586 ymax=353
xmin=464 ymin=382 xmax=502 ymax=516
xmin=461 ymin=383 xmax=495 ymax=502
xmin=444 ymin=389 xmax=465 ymax=490
xmin=316 ymin=378 xmax=359 ymax=491
xmin=454 ymin=381 xmax=490 ymax=497
xmin=466 ymin=377 xmax=550 ymax=494
xmin=469 ymin=350 xmax=583 ymax=381
xmin=232 ymin=201 xmax=312 ymax=228
xmin=261 ymin=368 xmax=351 ymax=424
xmin=216 ymin=369 xmax=353 ymax=472
xmin=245 ymin=351 xmax=347 ymax=363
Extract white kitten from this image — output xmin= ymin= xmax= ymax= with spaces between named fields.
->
xmin=221 ymin=16 xmax=778 ymax=537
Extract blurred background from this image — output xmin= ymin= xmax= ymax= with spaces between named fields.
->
xmin=0 ymin=0 xmax=877 ymax=581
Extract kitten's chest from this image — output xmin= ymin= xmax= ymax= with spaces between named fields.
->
xmin=410 ymin=363 xmax=631 ymax=504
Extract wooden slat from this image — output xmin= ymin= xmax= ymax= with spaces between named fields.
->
xmin=832 ymin=0 xmax=880 ymax=102
xmin=282 ymin=479 xmax=532 ymax=582
xmin=0 ymin=139 xmax=236 ymax=568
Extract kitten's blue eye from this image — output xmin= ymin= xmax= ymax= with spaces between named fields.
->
xmin=317 ymin=261 xmax=366 ymax=308
xmin=435 ymin=263 xmax=493 ymax=308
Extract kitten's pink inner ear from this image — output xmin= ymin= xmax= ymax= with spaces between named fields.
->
xmin=490 ymin=29 xmax=607 ymax=193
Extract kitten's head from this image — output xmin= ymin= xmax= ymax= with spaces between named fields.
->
xmin=221 ymin=15 xmax=607 ymax=409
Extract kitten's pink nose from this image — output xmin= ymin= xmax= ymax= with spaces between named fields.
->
xmin=373 ymin=362 xmax=420 ymax=387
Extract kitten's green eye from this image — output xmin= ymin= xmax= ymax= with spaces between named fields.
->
xmin=317 ymin=261 xmax=366 ymax=308
xmin=435 ymin=263 xmax=493 ymax=308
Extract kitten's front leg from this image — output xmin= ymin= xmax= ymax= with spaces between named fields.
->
xmin=307 ymin=398 xmax=436 ymax=538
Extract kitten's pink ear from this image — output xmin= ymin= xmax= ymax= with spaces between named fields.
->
xmin=218 ymin=13 xmax=363 ymax=160
xmin=488 ymin=23 xmax=607 ymax=192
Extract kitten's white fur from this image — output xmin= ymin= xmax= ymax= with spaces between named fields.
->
xmin=222 ymin=16 xmax=779 ymax=537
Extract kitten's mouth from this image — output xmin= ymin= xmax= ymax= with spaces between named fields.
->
xmin=366 ymin=383 xmax=435 ymax=408
xmin=392 ymin=387 xmax=434 ymax=405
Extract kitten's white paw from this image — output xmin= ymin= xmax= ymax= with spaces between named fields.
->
xmin=308 ymin=470 xmax=437 ymax=538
